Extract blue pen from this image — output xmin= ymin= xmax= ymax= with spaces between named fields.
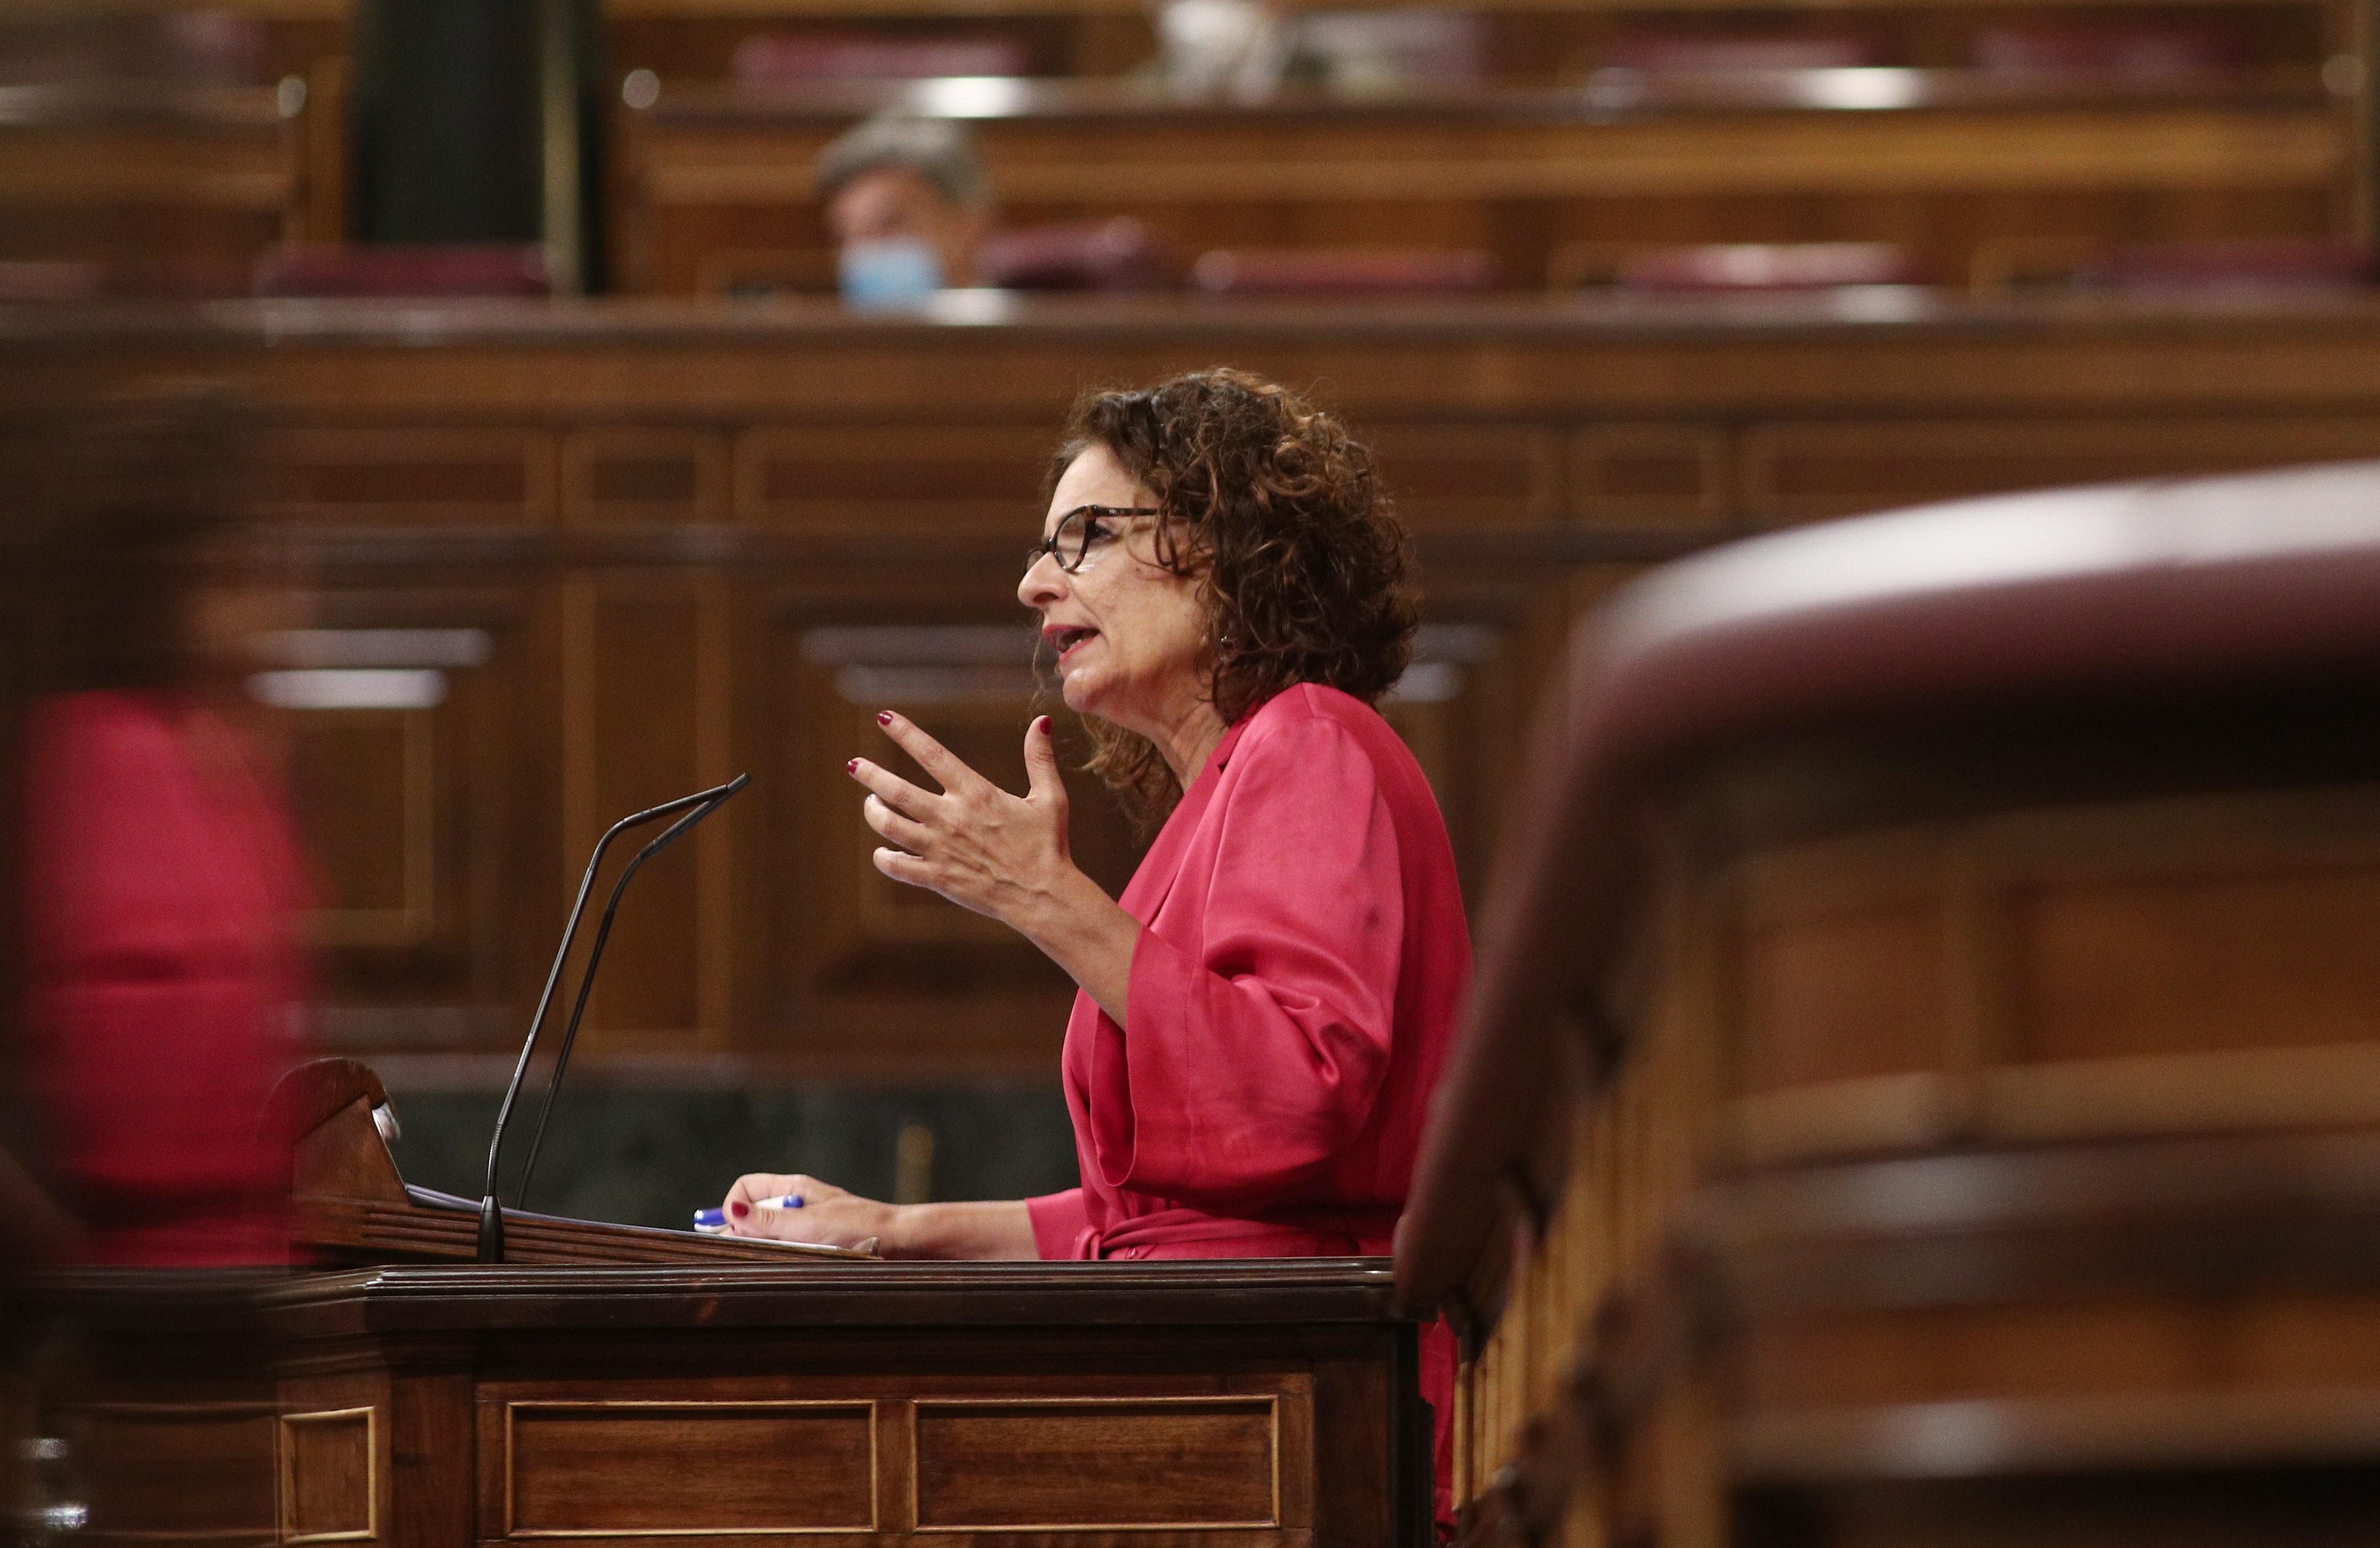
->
xmin=691 ymin=1194 xmax=802 ymax=1234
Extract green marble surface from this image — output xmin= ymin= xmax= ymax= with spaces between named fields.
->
xmin=384 ymin=1081 xmax=1079 ymax=1231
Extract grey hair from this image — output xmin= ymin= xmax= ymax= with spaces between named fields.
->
xmin=816 ymin=113 xmax=994 ymax=210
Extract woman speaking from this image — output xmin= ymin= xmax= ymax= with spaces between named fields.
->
xmin=723 ymin=369 xmax=1466 ymax=1513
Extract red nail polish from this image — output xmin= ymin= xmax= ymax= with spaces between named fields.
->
xmin=1036 ymin=716 xmax=1052 ymax=734
xmin=846 ymin=759 xmax=859 ymax=774
xmin=729 ymin=1200 xmax=749 ymax=1219
xmin=877 ymin=711 xmax=894 ymax=726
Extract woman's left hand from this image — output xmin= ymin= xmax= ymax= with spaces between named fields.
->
xmin=850 ymin=711 xmax=1077 ymax=931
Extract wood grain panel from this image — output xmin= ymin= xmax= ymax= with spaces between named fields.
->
xmin=73 ymin=1402 xmax=278 ymax=1543
xmin=562 ymin=574 xmax=733 ymax=1045
xmin=736 ymin=425 xmax=1052 ymax=530
xmin=0 ymin=105 xmax=296 ymax=285
xmin=280 ymin=1406 xmax=376 ymax=1544
xmin=1377 ymin=620 xmax=1527 ymax=900
xmin=267 ymin=430 xmax=556 ymax=526
xmin=265 ymin=599 xmax=543 ymax=1051
xmin=1572 ymin=424 xmax=1731 ymax=526
xmin=1740 ymin=908 xmax=1948 ymax=1092
xmin=1363 ymin=423 xmax=1560 ymax=528
xmin=621 ymin=90 xmax=2347 ymax=294
xmin=500 ymin=1402 xmax=876 ymax=1536
xmin=911 ymin=1397 xmax=1278 ymax=1529
xmin=635 ymin=108 xmax=2342 ymax=209
xmin=2016 ymin=867 xmax=2380 ymax=1064
xmin=563 ymin=429 xmax=732 ymax=526
xmin=764 ymin=618 xmax=1140 ymax=1075
xmin=287 ymin=708 xmax=434 ymax=947
xmin=1741 ymin=417 xmax=2380 ymax=524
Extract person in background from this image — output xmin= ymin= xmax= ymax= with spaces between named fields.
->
xmin=817 ymin=113 xmax=995 ymax=307
xmin=23 ymin=388 xmax=312 ymax=1266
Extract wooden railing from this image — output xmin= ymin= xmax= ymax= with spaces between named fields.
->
xmin=616 ymin=68 xmax=2357 ymax=294
xmin=1395 ymin=462 xmax=2380 ymax=1546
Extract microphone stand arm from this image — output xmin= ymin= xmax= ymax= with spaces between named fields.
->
xmin=476 ymin=773 xmax=750 ymax=1263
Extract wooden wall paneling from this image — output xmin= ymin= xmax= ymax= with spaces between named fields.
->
xmin=266 ymin=586 xmax=550 ymax=1052
xmin=932 ymin=106 xmax=2338 ymax=205
xmin=562 ymin=428 xmax=732 ymax=527
xmin=1571 ymin=424 xmax=1734 ymax=527
xmin=286 ymin=702 xmax=436 ymax=947
xmin=26 ymin=296 xmax=2380 ymax=1087
xmin=618 ymin=92 xmax=2347 ymax=295
xmin=1738 ymin=415 xmax=2380 ymax=525
xmin=1364 ymin=422 xmax=1563 ymax=530
xmin=561 ymin=570 xmax=735 ymax=1049
xmin=734 ymin=423 xmax=1054 ymax=532
xmin=1556 ymin=186 xmax=2341 ymax=289
xmin=267 ymin=429 xmax=558 ymax=528
xmin=0 ymin=101 xmax=296 ymax=281
xmin=290 ymin=55 xmax=351 ymax=244
xmin=1378 ymin=620 xmax=1528 ymax=904
xmin=757 ymin=596 xmax=1138 ymax=1079
xmin=1377 ymin=549 xmax=1585 ymax=908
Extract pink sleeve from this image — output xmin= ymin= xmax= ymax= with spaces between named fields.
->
xmin=1026 ymin=1188 xmax=1091 ymax=1259
xmin=1086 ymin=715 xmax=1403 ymax=1204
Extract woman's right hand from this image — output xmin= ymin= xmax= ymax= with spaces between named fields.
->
xmin=721 ymin=1172 xmax=896 ymax=1252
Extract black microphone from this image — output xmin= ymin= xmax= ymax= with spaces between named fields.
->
xmin=476 ymin=773 xmax=750 ymax=1263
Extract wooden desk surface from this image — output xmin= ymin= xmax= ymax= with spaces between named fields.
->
xmin=266 ymin=1256 xmax=1406 ymax=1333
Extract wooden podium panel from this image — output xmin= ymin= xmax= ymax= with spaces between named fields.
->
xmin=18 ymin=1063 xmax=1427 ymax=1548
xmin=250 ymin=1060 xmax=1427 ymax=1546
xmin=280 ymin=1059 xmax=867 ymax=1267
xmin=265 ymin=1260 xmax=1429 ymax=1548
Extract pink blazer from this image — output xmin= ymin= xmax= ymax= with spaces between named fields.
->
xmin=1028 ymin=682 xmax=1471 ymax=1263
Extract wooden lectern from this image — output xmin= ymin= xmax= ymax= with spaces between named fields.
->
xmin=254 ymin=1060 xmax=1432 ymax=1548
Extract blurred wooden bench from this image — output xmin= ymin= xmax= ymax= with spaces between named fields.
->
xmin=1396 ymin=463 xmax=2380 ymax=1546
xmin=615 ymin=68 xmax=2354 ymax=296
xmin=0 ymin=76 xmax=345 ymax=293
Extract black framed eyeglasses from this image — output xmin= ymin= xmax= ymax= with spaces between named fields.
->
xmin=1026 ymin=505 xmax=1162 ymax=575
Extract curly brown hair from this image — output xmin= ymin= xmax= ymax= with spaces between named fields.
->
xmin=1047 ymin=368 xmax=1420 ymax=823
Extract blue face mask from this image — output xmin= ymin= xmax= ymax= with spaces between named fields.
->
xmin=839 ymin=238 xmax=946 ymax=309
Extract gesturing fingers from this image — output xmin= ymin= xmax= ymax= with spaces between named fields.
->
xmin=874 ymin=846 xmax=933 ymax=888
xmin=848 ymin=756 xmax=936 ymax=821
xmin=862 ymin=792 xmax=930 ymax=852
xmin=876 ymin=710 xmax=985 ymax=794
xmin=1021 ymin=715 xmax=1068 ymax=810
